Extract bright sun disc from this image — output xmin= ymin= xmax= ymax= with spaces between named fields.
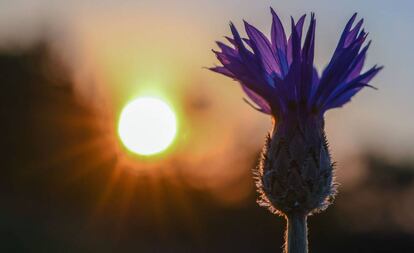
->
xmin=118 ymin=97 xmax=177 ymax=156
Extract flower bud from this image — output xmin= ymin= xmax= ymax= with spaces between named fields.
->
xmin=255 ymin=117 xmax=336 ymax=216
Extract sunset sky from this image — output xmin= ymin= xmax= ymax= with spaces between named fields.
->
xmin=1 ymin=0 xmax=412 ymax=159
xmin=1 ymin=0 xmax=413 ymax=197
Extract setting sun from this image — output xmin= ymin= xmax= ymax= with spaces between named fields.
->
xmin=118 ymin=97 xmax=177 ymax=156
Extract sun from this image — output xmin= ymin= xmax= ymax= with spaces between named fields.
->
xmin=118 ymin=97 xmax=177 ymax=156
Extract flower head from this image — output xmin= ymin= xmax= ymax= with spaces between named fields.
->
xmin=210 ymin=9 xmax=382 ymax=216
xmin=211 ymin=9 xmax=381 ymax=119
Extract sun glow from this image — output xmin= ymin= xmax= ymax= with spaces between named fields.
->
xmin=118 ymin=97 xmax=177 ymax=156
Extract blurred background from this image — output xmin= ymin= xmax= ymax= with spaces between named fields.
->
xmin=1 ymin=0 xmax=414 ymax=252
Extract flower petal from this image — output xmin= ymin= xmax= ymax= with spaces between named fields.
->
xmin=241 ymin=85 xmax=272 ymax=114
xmin=287 ymin=15 xmax=306 ymax=65
xmin=244 ymin=20 xmax=282 ymax=76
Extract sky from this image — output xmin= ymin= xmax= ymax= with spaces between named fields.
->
xmin=0 ymin=0 xmax=413 ymax=162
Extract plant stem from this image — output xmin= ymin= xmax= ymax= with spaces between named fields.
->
xmin=285 ymin=213 xmax=308 ymax=253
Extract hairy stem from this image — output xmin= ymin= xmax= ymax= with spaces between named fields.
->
xmin=285 ymin=214 xmax=308 ymax=253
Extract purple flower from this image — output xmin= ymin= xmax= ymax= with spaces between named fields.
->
xmin=210 ymin=9 xmax=382 ymax=252
xmin=211 ymin=9 xmax=382 ymax=118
